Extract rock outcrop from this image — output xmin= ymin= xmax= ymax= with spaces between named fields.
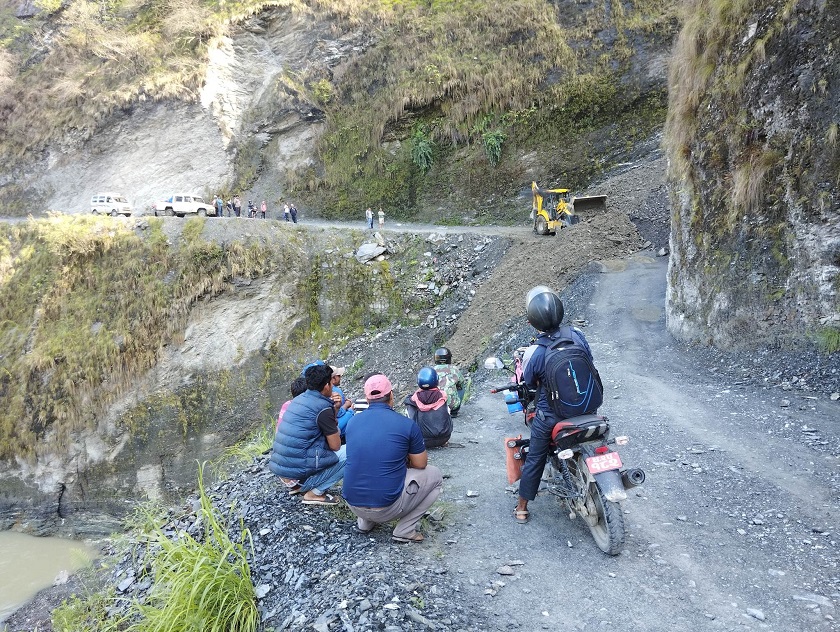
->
xmin=665 ymin=0 xmax=840 ymax=348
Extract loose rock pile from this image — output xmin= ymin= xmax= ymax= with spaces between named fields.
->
xmin=106 ymin=457 xmax=488 ymax=632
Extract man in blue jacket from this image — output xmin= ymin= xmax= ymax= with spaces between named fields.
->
xmin=343 ymin=374 xmax=443 ymax=542
xmin=514 ymin=286 xmax=598 ymax=524
xmin=269 ymin=363 xmax=345 ymax=505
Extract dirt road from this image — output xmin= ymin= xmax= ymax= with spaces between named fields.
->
xmin=429 ymin=253 xmax=839 ymax=632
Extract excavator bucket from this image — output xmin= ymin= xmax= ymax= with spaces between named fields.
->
xmin=571 ymin=195 xmax=607 ymax=214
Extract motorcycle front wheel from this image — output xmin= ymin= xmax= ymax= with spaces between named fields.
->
xmin=579 ymin=458 xmax=625 ymax=555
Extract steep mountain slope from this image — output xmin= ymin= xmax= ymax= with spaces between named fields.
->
xmin=0 ymin=0 xmax=677 ymax=218
xmin=665 ymin=0 xmax=840 ymax=349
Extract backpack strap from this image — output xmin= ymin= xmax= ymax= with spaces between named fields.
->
xmin=545 ymin=326 xmax=575 ymax=349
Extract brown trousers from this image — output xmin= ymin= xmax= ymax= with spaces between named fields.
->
xmin=349 ymin=465 xmax=443 ymax=538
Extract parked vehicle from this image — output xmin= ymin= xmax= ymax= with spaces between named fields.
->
xmin=154 ymin=194 xmax=215 ymax=217
xmin=486 ymin=349 xmax=645 ymax=555
xmin=90 ymin=193 xmax=133 ymax=216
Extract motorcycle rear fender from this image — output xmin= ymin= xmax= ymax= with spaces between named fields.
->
xmin=593 ymin=469 xmax=627 ymax=503
xmin=578 ymin=446 xmax=626 ymax=502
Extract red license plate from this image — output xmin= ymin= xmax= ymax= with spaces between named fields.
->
xmin=586 ymin=452 xmax=623 ymax=474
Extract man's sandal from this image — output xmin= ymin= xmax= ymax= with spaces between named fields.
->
xmin=513 ymin=508 xmax=530 ymax=524
xmin=392 ymin=532 xmax=424 ymax=543
xmin=301 ymin=493 xmax=340 ymax=506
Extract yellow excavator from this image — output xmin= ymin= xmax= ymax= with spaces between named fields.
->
xmin=531 ymin=181 xmax=607 ymax=235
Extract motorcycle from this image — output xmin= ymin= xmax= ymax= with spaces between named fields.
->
xmin=485 ymin=349 xmax=645 ymax=556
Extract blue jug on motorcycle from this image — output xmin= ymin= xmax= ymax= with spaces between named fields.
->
xmin=485 ymin=352 xmax=646 ymax=556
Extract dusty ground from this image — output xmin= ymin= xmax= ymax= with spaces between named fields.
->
xmin=426 ymin=253 xmax=839 ymax=631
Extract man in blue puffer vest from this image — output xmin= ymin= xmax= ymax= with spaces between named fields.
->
xmin=269 ymin=363 xmax=345 ymax=505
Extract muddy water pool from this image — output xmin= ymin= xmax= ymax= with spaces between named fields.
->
xmin=0 ymin=531 xmax=99 ymax=622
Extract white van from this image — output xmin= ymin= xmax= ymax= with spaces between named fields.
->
xmin=90 ymin=193 xmax=133 ymax=216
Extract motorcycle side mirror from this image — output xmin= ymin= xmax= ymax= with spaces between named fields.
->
xmin=484 ymin=357 xmax=504 ymax=370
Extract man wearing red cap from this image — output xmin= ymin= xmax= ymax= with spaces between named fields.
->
xmin=342 ymin=373 xmax=443 ymax=543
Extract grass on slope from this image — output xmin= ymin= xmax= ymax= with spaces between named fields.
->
xmin=0 ymin=215 xmax=295 ymax=460
xmin=312 ymin=0 xmax=678 ymax=216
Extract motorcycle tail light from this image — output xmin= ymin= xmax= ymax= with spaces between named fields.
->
xmin=594 ymin=445 xmax=610 ymax=455
xmin=557 ymin=449 xmax=574 ymax=460
xmin=614 ymin=436 xmax=629 ymax=446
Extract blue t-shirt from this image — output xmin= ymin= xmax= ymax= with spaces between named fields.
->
xmin=342 ymin=402 xmax=426 ymax=508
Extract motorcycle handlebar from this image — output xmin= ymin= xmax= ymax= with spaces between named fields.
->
xmin=490 ymin=383 xmax=523 ymax=394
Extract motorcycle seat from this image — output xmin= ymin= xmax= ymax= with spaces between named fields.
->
xmin=551 ymin=414 xmax=610 ymax=446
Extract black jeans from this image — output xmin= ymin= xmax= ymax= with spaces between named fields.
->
xmin=518 ymin=409 xmax=555 ymax=501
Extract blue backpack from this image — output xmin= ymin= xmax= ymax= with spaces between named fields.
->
xmin=540 ymin=326 xmax=603 ymax=419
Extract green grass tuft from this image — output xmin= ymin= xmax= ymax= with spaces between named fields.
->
xmin=130 ymin=463 xmax=259 ymax=632
xmin=814 ymin=327 xmax=840 ymax=354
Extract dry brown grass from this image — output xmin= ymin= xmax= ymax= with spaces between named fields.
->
xmin=730 ymin=148 xmax=781 ymax=223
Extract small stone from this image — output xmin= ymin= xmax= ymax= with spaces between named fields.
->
xmin=497 ymin=566 xmax=515 ymax=576
xmin=745 ymin=608 xmax=765 ymax=621
xmin=780 ymin=399 xmax=790 ymax=408
xmin=677 ymin=515 xmax=687 ymax=521
xmin=830 ymin=392 xmax=839 ymax=401
xmin=53 ymin=570 xmax=70 ymax=586
xmin=359 ymin=599 xmax=372 ymax=612
xmin=426 ymin=507 xmax=445 ymax=522
xmin=117 ymin=577 xmax=135 ymax=592
xmin=254 ymin=584 xmax=271 ymax=598
xmin=466 ymin=490 xmax=480 ymax=497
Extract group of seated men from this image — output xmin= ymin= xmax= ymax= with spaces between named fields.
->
xmin=268 ymin=360 xmax=467 ymax=543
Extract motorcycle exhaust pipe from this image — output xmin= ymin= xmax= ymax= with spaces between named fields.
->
xmin=622 ymin=468 xmax=646 ymax=489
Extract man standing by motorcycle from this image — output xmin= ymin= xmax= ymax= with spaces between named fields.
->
xmin=514 ymin=286 xmax=599 ymax=524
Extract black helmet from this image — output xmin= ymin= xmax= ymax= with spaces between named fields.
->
xmin=434 ymin=347 xmax=452 ymax=364
xmin=525 ymin=285 xmax=564 ymax=332
xmin=417 ymin=366 xmax=439 ymax=389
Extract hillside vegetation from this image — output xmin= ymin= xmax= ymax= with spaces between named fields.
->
xmin=0 ymin=0 xmax=677 ymax=218
xmin=0 ymin=215 xmax=408 ymax=461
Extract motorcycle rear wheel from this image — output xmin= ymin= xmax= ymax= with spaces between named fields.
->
xmin=579 ymin=458 xmax=625 ymax=555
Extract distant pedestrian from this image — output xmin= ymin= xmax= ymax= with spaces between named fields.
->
xmin=233 ymin=196 xmax=242 ymax=217
xmin=226 ymin=199 xmax=233 ymax=217
xmin=260 ymin=200 xmax=267 ymax=219
xmin=290 ymin=203 xmax=298 ymax=223
xmin=214 ymin=195 xmax=224 ymax=218
xmin=378 ymin=207 xmax=385 ymax=230
xmin=283 ymin=203 xmax=290 ymax=222
xmin=247 ymin=200 xmax=256 ymax=218
xmin=365 ymin=207 xmax=373 ymax=230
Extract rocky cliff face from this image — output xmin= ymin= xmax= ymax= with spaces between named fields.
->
xmin=665 ymin=0 xmax=840 ymax=349
xmin=11 ymin=5 xmax=365 ymax=215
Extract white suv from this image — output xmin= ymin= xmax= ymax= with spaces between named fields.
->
xmin=91 ymin=193 xmax=133 ymax=216
xmin=154 ymin=194 xmax=215 ymax=217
